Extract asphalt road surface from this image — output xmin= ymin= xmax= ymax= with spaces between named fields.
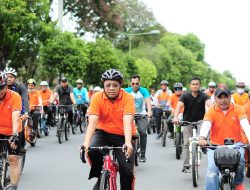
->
xmin=19 ymin=128 xmax=250 ymax=190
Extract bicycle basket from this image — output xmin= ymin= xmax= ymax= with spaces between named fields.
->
xmin=214 ymin=148 xmax=241 ymax=171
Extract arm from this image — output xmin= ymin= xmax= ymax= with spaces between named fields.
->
xmin=173 ymin=101 xmax=184 ymax=124
xmin=12 ymin=111 xmax=21 ymax=134
xmin=240 ymin=118 xmax=250 ymax=142
xmin=145 ymin=97 xmax=152 ymax=117
xmin=82 ymin=115 xmax=98 ymax=149
xmin=70 ymin=93 xmax=76 ymax=105
xmin=123 ymin=114 xmax=134 ymax=158
xmin=19 ymin=85 xmax=29 ymax=113
xmin=50 ymin=92 xmax=58 ymax=104
xmin=198 ymin=121 xmax=212 ymax=146
xmin=205 ymin=99 xmax=212 ymax=108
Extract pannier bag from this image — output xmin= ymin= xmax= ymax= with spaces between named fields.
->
xmin=214 ymin=148 xmax=241 ymax=171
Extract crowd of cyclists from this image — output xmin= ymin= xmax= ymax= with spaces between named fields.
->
xmin=1 ymin=66 xmax=250 ymax=190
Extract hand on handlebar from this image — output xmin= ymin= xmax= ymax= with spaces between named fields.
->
xmin=198 ymin=139 xmax=207 ymax=147
xmin=173 ymin=117 xmax=179 ymax=125
xmin=123 ymin=142 xmax=133 ymax=159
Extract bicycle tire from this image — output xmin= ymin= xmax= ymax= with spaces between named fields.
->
xmin=0 ymin=156 xmax=10 ymax=188
xmin=79 ymin=121 xmax=84 ymax=133
xmin=175 ymin=132 xmax=182 ymax=159
xmin=162 ymin=119 xmax=167 ymax=147
xmin=57 ymin=117 xmax=64 ymax=144
xmin=192 ymin=142 xmax=198 ymax=187
xmin=135 ymin=138 xmax=140 ymax=167
xmin=65 ymin=119 xmax=70 ymax=141
xmin=20 ymin=151 xmax=26 ymax=174
xmin=100 ymin=171 xmax=110 ymax=190
xmin=30 ymin=131 xmax=37 ymax=147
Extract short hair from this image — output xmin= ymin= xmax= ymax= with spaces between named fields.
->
xmin=131 ymin=74 xmax=140 ymax=81
xmin=190 ymin=77 xmax=201 ymax=84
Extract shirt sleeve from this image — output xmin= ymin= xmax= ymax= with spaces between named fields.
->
xmin=236 ymin=105 xmax=248 ymax=120
xmin=240 ymin=118 xmax=250 ymax=143
xmin=178 ymin=93 xmax=186 ymax=103
xmin=123 ymin=94 xmax=135 ymax=116
xmin=140 ymin=87 xmax=150 ymax=99
xmin=87 ymin=93 xmax=101 ymax=116
xmin=203 ymin=93 xmax=210 ymax=101
xmin=54 ymin=85 xmax=60 ymax=93
xmin=69 ymin=86 xmax=74 ymax=93
xmin=19 ymin=84 xmax=29 ymax=113
xmin=199 ymin=120 xmax=212 ymax=138
xmin=12 ymin=93 xmax=22 ymax=112
xmin=203 ymin=107 xmax=214 ymax=122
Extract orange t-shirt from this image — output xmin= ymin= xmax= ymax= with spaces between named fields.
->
xmin=158 ymin=91 xmax=169 ymax=102
xmin=87 ymin=89 xmax=136 ymax=136
xmin=204 ymin=103 xmax=247 ymax=145
xmin=232 ymin=92 xmax=249 ymax=106
xmin=28 ymin=90 xmax=41 ymax=110
xmin=205 ymin=89 xmax=215 ymax=97
xmin=168 ymin=93 xmax=184 ymax=113
xmin=40 ymin=89 xmax=53 ymax=106
xmin=0 ymin=90 xmax=22 ymax=136
xmin=244 ymin=102 xmax=250 ymax=123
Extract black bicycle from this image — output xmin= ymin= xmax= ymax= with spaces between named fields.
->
xmin=57 ymin=105 xmax=71 ymax=144
xmin=72 ymin=104 xmax=88 ymax=134
xmin=160 ymin=106 xmax=171 ymax=147
xmin=134 ymin=114 xmax=145 ymax=166
xmin=0 ymin=139 xmax=11 ymax=190
xmin=204 ymin=139 xmax=248 ymax=190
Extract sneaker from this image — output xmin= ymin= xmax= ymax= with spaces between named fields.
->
xmin=235 ymin=184 xmax=245 ymax=190
xmin=5 ymin=184 xmax=18 ymax=190
xmin=139 ymin=156 xmax=146 ymax=163
xmin=93 ymin=178 xmax=101 ymax=190
xmin=182 ymin=166 xmax=191 ymax=173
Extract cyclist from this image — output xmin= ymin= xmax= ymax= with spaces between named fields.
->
xmin=93 ymin=86 xmax=102 ymax=93
xmin=4 ymin=67 xmax=29 ymax=152
xmin=0 ymin=71 xmax=22 ymax=190
xmin=73 ymin=79 xmax=89 ymax=124
xmin=88 ymin=85 xmax=94 ymax=101
xmin=166 ymin=83 xmax=184 ymax=138
xmin=154 ymin=80 xmax=172 ymax=139
xmin=82 ymin=69 xmax=135 ymax=190
xmin=200 ymin=87 xmax=206 ymax=93
xmin=199 ymin=86 xmax=250 ymax=190
xmin=50 ymin=77 xmax=76 ymax=126
xmin=205 ymin=81 xmax=216 ymax=103
xmin=125 ymin=74 xmax=152 ymax=162
xmin=173 ymin=77 xmax=212 ymax=173
xmin=232 ymin=82 xmax=249 ymax=106
xmin=40 ymin=81 xmax=54 ymax=128
xmin=27 ymin=79 xmax=42 ymax=138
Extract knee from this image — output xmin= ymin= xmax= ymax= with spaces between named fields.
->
xmin=8 ymin=155 xmax=19 ymax=165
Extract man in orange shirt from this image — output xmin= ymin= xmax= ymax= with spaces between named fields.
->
xmin=154 ymin=80 xmax=172 ymax=138
xmin=232 ymin=82 xmax=249 ymax=106
xmin=27 ymin=79 xmax=42 ymax=137
xmin=82 ymin=69 xmax=135 ymax=190
xmin=40 ymin=81 xmax=54 ymax=127
xmin=166 ymin=82 xmax=184 ymax=138
xmin=0 ymin=72 xmax=22 ymax=190
xmin=199 ymin=87 xmax=250 ymax=190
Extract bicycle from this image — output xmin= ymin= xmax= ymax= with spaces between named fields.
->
xmin=180 ymin=120 xmax=203 ymax=187
xmin=159 ymin=106 xmax=171 ymax=147
xmin=72 ymin=103 xmax=88 ymax=134
xmin=57 ymin=105 xmax=71 ymax=144
xmin=174 ymin=122 xmax=183 ymax=159
xmin=0 ymin=139 xmax=10 ymax=190
xmin=80 ymin=146 xmax=130 ymax=190
xmin=24 ymin=105 xmax=42 ymax=147
xmin=203 ymin=139 xmax=249 ymax=190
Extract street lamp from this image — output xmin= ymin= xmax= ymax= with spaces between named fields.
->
xmin=126 ymin=30 xmax=161 ymax=54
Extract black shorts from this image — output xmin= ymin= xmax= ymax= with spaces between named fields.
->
xmin=0 ymin=133 xmax=22 ymax=155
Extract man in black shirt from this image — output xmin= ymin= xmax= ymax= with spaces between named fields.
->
xmin=173 ymin=77 xmax=212 ymax=173
xmin=50 ymin=77 xmax=76 ymax=125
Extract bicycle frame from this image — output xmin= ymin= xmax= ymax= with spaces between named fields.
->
xmin=189 ymin=127 xmax=202 ymax=166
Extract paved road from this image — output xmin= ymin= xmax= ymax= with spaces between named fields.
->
xmin=19 ymin=128 xmax=250 ymax=190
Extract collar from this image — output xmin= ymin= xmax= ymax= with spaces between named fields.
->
xmin=214 ymin=103 xmax=234 ymax=112
xmin=103 ymin=89 xmax=123 ymax=100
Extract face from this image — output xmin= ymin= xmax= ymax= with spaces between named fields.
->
xmin=61 ymin=81 xmax=68 ymax=88
xmin=208 ymin=86 xmax=215 ymax=92
xmin=174 ymin=88 xmax=183 ymax=96
xmin=190 ymin=79 xmax=201 ymax=92
xmin=150 ymin=89 xmax=155 ymax=96
xmin=28 ymin=83 xmax=35 ymax=91
xmin=131 ymin=78 xmax=140 ymax=92
xmin=160 ymin=84 xmax=167 ymax=91
xmin=215 ymin=93 xmax=231 ymax=111
xmin=0 ymin=85 xmax=7 ymax=99
xmin=103 ymin=80 xmax=121 ymax=99
xmin=6 ymin=74 xmax=15 ymax=86
xmin=40 ymin=85 xmax=47 ymax=92
xmin=77 ymin=83 xmax=82 ymax=88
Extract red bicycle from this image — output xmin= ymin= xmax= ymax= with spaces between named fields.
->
xmin=81 ymin=146 xmax=132 ymax=190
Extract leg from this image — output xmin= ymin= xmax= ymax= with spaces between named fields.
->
xmin=32 ymin=110 xmax=41 ymax=131
xmin=234 ymin=144 xmax=245 ymax=185
xmin=136 ymin=117 xmax=148 ymax=159
xmin=167 ymin=115 xmax=174 ymax=138
xmin=183 ymin=125 xmax=192 ymax=168
xmin=67 ymin=105 xmax=73 ymax=125
xmin=205 ymin=149 xmax=220 ymax=190
xmin=155 ymin=108 xmax=162 ymax=135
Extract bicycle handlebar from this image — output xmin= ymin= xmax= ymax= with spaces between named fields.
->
xmin=179 ymin=120 xmax=203 ymax=126
xmin=202 ymin=144 xmax=250 ymax=150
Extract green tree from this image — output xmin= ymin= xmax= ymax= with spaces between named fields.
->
xmin=134 ymin=58 xmax=157 ymax=88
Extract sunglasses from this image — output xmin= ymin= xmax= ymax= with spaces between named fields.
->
xmin=131 ymin=83 xmax=139 ymax=86
xmin=174 ymin=87 xmax=183 ymax=91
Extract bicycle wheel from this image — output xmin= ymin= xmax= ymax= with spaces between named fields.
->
xmin=20 ymin=151 xmax=26 ymax=174
xmin=65 ymin=119 xmax=70 ymax=141
xmin=192 ymin=142 xmax=199 ymax=187
xmin=100 ymin=171 xmax=110 ymax=190
xmin=29 ymin=131 xmax=37 ymax=147
xmin=162 ymin=119 xmax=167 ymax=147
xmin=175 ymin=132 xmax=182 ymax=159
xmin=57 ymin=117 xmax=64 ymax=144
xmin=72 ymin=113 xmax=78 ymax=134
xmin=0 ymin=155 xmax=10 ymax=188
xmin=134 ymin=138 xmax=140 ymax=167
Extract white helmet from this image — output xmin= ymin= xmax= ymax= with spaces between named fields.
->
xmin=94 ymin=86 xmax=101 ymax=92
xmin=208 ymin=81 xmax=216 ymax=87
xmin=4 ymin=67 xmax=17 ymax=77
xmin=40 ymin=81 xmax=48 ymax=86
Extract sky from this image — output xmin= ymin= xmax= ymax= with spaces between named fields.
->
xmin=142 ymin=0 xmax=250 ymax=84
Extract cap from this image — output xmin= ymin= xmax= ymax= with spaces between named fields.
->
xmin=215 ymin=87 xmax=231 ymax=97
xmin=61 ymin=77 xmax=67 ymax=82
